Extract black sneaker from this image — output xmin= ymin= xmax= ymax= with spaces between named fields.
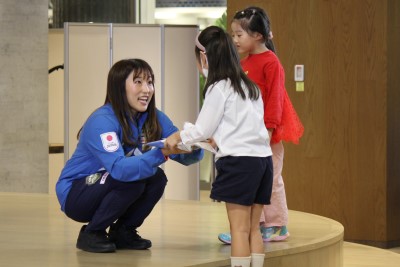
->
xmin=109 ymin=224 xmax=152 ymax=250
xmin=76 ymin=225 xmax=116 ymax=253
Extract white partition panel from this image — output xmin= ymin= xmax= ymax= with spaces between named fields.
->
xmin=65 ymin=23 xmax=111 ymax=160
xmin=112 ymin=25 xmax=163 ymax=109
xmin=163 ymin=25 xmax=200 ymax=200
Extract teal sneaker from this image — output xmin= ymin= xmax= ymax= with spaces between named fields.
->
xmin=218 ymin=226 xmax=289 ymax=244
xmin=218 ymin=232 xmax=231 ymax=244
xmin=261 ymin=226 xmax=290 ymax=242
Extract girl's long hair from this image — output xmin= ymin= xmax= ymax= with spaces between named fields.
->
xmin=195 ymin=26 xmax=259 ymax=100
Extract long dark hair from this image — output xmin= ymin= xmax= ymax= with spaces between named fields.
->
xmin=232 ymin=6 xmax=276 ymax=53
xmin=78 ymin=59 xmax=161 ymax=146
xmin=195 ymin=26 xmax=259 ymax=100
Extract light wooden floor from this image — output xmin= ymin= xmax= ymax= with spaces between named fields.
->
xmin=0 ymin=192 xmax=399 ymax=267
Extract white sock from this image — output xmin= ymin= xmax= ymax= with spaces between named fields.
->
xmin=231 ymin=256 xmax=251 ymax=267
xmin=251 ymin=253 xmax=265 ymax=267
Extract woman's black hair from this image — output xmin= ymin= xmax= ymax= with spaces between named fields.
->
xmin=195 ymin=26 xmax=260 ymax=100
xmin=233 ymin=6 xmax=276 ymax=53
xmin=78 ymin=59 xmax=162 ymax=146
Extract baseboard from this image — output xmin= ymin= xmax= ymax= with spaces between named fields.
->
xmin=346 ymin=238 xmax=400 ymax=249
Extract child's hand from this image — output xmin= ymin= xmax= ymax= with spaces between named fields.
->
xmin=161 ymin=146 xmax=189 ymax=156
xmin=267 ymin=129 xmax=273 ymax=140
xmin=206 ymin=138 xmax=217 ymax=149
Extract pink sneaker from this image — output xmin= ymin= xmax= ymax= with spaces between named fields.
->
xmin=261 ymin=226 xmax=290 ymax=242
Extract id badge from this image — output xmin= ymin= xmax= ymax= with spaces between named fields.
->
xmin=85 ymin=173 xmax=102 ymax=185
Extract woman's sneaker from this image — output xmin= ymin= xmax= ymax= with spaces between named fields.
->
xmin=261 ymin=225 xmax=290 ymax=242
xmin=108 ymin=224 xmax=152 ymax=250
xmin=76 ymin=225 xmax=116 ymax=253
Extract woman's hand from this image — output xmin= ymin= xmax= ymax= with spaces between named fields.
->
xmin=165 ymin=131 xmax=181 ymax=148
xmin=162 ymin=131 xmax=188 ymax=156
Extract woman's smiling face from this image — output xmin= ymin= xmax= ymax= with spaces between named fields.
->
xmin=125 ymin=70 xmax=154 ymax=113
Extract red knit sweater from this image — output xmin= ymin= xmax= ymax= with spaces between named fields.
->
xmin=241 ymin=51 xmax=304 ymax=144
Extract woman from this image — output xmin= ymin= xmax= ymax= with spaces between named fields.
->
xmin=56 ymin=58 xmax=203 ymax=253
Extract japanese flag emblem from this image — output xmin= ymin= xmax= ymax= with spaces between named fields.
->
xmin=100 ymin=132 xmax=119 ymax=152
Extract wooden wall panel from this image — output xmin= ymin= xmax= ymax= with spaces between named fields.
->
xmin=387 ymin=0 xmax=400 ymax=245
xmin=227 ymin=0 xmax=400 ymax=247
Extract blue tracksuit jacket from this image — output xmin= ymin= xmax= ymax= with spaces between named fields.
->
xmin=56 ymin=103 xmax=203 ymax=211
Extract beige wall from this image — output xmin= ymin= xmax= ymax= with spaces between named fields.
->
xmin=0 ymin=0 xmax=49 ymax=193
xmin=48 ymin=30 xmax=64 ymax=194
xmin=48 ymin=29 xmax=64 ymax=145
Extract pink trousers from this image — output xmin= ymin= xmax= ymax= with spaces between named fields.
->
xmin=260 ymin=141 xmax=288 ymax=227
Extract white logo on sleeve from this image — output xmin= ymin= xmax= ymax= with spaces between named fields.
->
xmin=100 ymin=132 xmax=120 ymax=152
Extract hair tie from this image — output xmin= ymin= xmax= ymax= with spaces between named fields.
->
xmin=268 ymin=31 xmax=273 ymax=40
xmin=195 ymin=32 xmax=206 ymax=52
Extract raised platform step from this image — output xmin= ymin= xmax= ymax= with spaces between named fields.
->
xmin=0 ymin=193 xmax=398 ymax=267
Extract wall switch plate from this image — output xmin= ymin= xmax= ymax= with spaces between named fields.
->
xmin=294 ymin=64 xmax=304 ymax=81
